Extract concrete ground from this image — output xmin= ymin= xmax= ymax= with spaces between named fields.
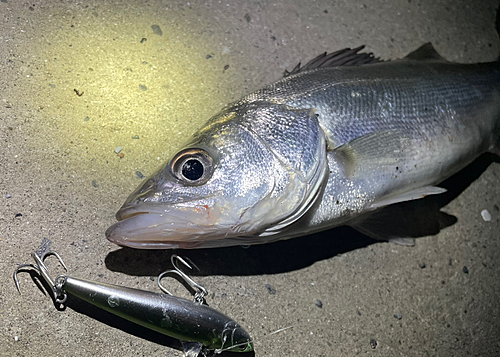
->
xmin=1 ymin=0 xmax=500 ymax=356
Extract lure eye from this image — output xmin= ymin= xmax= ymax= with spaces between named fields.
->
xmin=170 ymin=148 xmax=214 ymax=185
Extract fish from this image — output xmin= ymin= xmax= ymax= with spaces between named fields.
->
xmin=105 ymin=43 xmax=500 ymax=249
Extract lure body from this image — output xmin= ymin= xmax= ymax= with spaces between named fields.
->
xmin=13 ymin=250 xmax=253 ymax=354
xmin=60 ymin=276 xmax=253 ymax=352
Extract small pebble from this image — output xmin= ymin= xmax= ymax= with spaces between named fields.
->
xmin=419 ymin=262 xmax=426 ymax=269
xmin=132 ymin=135 xmax=140 ymax=139
xmin=91 ymin=180 xmax=99 ymax=188
xmin=370 ymin=339 xmax=377 ymax=349
xmin=206 ymin=54 xmax=212 ymax=59
xmin=356 ymin=310 xmax=362 ymax=316
xmin=315 ymin=299 xmax=323 ymax=308
xmin=135 ymin=171 xmax=144 ymax=179
xmin=84 ymin=116 xmax=90 ymax=121
xmin=6 ymin=194 xmax=12 ymax=198
xmin=139 ymin=84 xmax=147 ymax=91
xmin=15 ymin=213 xmax=22 ymax=218
xmin=117 ymin=152 xmax=125 ymax=158
xmin=265 ymin=284 xmax=276 ymax=295
xmin=462 ymin=266 xmax=469 ymax=274
xmin=481 ymin=209 xmax=491 ymax=222
xmin=114 ymin=146 xmax=122 ymax=154
xmin=394 ymin=313 xmax=402 ymax=320
xmin=140 ymin=38 xmax=147 ymax=44
xmin=223 ymin=64 xmax=230 ymax=71
xmin=151 ymin=25 xmax=163 ymax=36
xmin=14 ymin=336 xmax=18 ymax=342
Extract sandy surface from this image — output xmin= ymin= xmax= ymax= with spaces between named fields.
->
xmin=1 ymin=0 xmax=500 ymax=356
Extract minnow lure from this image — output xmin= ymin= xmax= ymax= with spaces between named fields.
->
xmin=13 ymin=250 xmax=253 ymax=355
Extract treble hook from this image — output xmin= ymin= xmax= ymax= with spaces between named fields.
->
xmin=157 ymin=255 xmax=208 ymax=304
xmin=13 ymin=251 xmax=68 ymax=304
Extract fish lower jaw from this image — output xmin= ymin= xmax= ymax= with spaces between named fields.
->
xmin=106 ymin=204 xmax=232 ymax=249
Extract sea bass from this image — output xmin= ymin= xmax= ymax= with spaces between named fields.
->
xmin=106 ymin=44 xmax=500 ymax=249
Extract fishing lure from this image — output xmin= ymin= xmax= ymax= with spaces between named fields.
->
xmin=13 ymin=249 xmax=253 ymax=355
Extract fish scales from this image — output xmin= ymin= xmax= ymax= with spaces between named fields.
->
xmin=245 ymin=60 xmax=500 ymax=237
xmin=248 ymin=61 xmax=500 ymax=146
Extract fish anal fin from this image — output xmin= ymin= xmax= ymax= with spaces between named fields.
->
xmin=387 ymin=237 xmax=416 ymax=246
xmin=403 ymin=43 xmax=445 ymax=61
xmin=351 ymin=208 xmax=416 ymax=246
xmin=351 ymin=198 xmax=456 ymax=245
xmin=370 ymin=186 xmax=447 ymax=209
xmin=489 ymin=135 xmax=500 ymax=157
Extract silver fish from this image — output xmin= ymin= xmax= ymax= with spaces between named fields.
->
xmin=106 ymin=44 xmax=500 ymax=249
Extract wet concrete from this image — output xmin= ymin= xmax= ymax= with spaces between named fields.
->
xmin=1 ymin=0 xmax=500 ymax=356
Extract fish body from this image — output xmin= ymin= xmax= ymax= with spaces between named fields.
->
xmin=106 ymin=44 xmax=500 ymax=249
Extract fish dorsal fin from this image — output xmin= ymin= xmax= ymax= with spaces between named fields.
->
xmin=284 ymin=46 xmax=382 ymax=77
xmin=403 ymin=43 xmax=445 ymax=61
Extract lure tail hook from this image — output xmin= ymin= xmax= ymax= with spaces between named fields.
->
xmin=13 ymin=250 xmax=69 ymax=304
xmin=157 ymin=255 xmax=208 ymax=304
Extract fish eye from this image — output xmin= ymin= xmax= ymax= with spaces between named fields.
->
xmin=170 ymin=148 xmax=214 ymax=185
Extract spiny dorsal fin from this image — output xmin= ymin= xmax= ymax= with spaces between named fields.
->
xmin=284 ymin=46 xmax=382 ymax=77
xmin=403 ymin=43 xmax=445 ymax=61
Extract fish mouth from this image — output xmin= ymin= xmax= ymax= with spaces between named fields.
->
xmin=105 ymin=203 xmax=223 ymax=249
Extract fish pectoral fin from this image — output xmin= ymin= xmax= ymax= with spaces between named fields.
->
xmin=369 ymin=186 xmax=447 ymax=209
xmin=350 ymin=197 xmax=456 ymax=245
xmin=402 ymin=43 xmax=446 ymax=62
xmin=332 ymin=130 xmax=410 ymax=178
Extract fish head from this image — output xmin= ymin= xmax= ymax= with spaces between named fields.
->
xmin=106 ymin=102 xmax=328 ymax=249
